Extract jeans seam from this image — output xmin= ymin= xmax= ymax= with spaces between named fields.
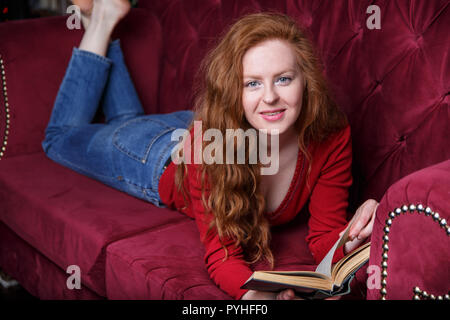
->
xmin=143 ymin=128 xmax=174 ymax=164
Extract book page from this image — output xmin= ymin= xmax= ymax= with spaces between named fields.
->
xmin=333 ymin=243 xmax=370 ymax=286
xmin=314 ymin=209 xmax=363 ymax=277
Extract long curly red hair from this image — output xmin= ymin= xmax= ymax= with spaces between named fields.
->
xmin=174 ymin=12 xmax=347 ymax=267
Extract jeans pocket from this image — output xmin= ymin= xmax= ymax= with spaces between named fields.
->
xmin=112 ymin=117 xmax=175 ymax=164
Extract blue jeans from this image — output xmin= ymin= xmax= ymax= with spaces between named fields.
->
xmin=42 ymin=40 xmax=194 ymax=207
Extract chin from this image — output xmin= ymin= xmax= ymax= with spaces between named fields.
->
xmin=255 ymin=123 xmax=294 ymax=136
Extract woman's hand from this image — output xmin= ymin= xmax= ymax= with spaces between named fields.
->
xmin=341 ymin=199 xmax=379 ymax=254
xmin=241 ymin=289 xmax=302 ymax=300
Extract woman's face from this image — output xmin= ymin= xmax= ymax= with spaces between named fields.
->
xmin=242 ymin=39 xmax=304 ymax=138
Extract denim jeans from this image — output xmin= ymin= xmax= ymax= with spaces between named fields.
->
xmin=42 ymin=40 xmax=194 ymax=207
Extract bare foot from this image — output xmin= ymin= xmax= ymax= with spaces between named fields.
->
xmin=72 ymin=0 xmax=131 ymax=30
xmin=78 ymin=0 xmax=131 ymax=56
xmin=72 ymin=0 xmax=93 ymax=13
xmin=71 ymin=0 xmax=93 ymax=29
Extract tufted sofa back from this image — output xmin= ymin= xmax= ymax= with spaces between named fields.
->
xmin=139 ymin=0 xmax=450 ymax=208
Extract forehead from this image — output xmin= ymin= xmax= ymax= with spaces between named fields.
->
xmin=242 ymin=39 xmax=298 ymax=76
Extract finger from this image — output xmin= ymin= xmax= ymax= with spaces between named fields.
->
xmin=284 ymin=289 xmax=295 ymax=300
xmin=276 ymin=292 xmax=282 ymax=300
xmin=325 ymin=295 xmax=342 ymax=300
xmin=277 ymin=290 xmax=289 ymax=300
xmin=357 ymin=212 xmax=376 ymax=240
xmin=344 ymin=235 xmax=364 ymax=254
xmin=349 ymin=210 xmax=371 ymax=239
xmin=350 ymin=201 xmax=377 ymax=239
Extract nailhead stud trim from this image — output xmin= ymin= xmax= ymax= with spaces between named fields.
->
xmin=412 ymin=286 xmax=450 ymax=300
xmin=0 ymin=54 xmax=9 ymax=160
xmin=379 ymin=204 xmax=449 ymax=300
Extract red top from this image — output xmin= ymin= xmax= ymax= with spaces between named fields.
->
xmin=158 ymin=125 xmax=352 ymax=300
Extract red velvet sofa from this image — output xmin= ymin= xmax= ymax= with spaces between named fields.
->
xmin=0 ymin=0 xmax=448 ymax=300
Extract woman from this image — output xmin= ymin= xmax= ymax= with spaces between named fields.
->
xmin=43 ymin=0 xmax=379 ymax=300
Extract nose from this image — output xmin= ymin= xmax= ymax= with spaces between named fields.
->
xmin=262 ymin=84 xmax=279 ymax=105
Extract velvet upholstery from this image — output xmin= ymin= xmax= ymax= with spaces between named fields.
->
xmin=0 ymin=0 xmax=448 ymax=300
xmin=366 ymin=160 xmax=450 ymax=300
xmin=0 ymin=222 xmax=102 ymax=299
xmin=0 ymin=152 xmax=187 ymax=297
xmin=138 ymin=0 xmax=450 ymax=205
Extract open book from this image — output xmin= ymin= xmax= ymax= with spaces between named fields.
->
xmin=241 ymin=212 xmax=370 ymax=299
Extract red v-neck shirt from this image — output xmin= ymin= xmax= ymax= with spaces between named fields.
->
xmin=158 ymin=125 xmax=352 ymax=299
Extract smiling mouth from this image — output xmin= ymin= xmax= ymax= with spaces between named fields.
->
xmin=260 ymin=109 xmax=286 ymax=116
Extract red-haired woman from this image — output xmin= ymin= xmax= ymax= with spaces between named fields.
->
xmin=43 ymin=0 xmax=379 ymax=300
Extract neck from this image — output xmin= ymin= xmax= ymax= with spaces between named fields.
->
xmin=259 ymin=127 xmax=298 ymax=175
xmin=265 ymin=126 xmax=298 ymax=153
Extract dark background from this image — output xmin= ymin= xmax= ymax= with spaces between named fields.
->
xmin=0 ymin=0 xmax=138 ymax=22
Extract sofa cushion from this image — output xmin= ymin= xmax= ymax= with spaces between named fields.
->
xmin=0 ymin=222 xmax=102 ymax=299
xmin=106 ymin=207 xmax=316 ymax=299
xmin=0 ymin=152 xmax=188 ymax=297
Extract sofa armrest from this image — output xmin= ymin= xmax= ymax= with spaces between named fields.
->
xmin=367 ymin=159 xmax=450 ymax=300
xmin=0 ymin=9 xmax=162 ymax=160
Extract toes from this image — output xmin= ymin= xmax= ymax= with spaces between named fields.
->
xmin=72 ymin=0 xmax=93 ymax=15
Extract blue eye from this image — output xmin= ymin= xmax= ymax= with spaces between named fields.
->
xmin=276 ymin=76 xmax=292 ymax=85
xmin=245 ymin=81 xmax=260 ymax=88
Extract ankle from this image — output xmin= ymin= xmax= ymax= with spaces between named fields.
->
xmin=88 ymin=8 xmax=117 ymax=34
xmin=91 ymin=0 xmax=131 ymax=27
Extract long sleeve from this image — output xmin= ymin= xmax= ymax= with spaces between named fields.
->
xmin=305 ymin=125 xmax=353 ymax=264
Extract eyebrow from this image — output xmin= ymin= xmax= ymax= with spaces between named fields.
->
xmin=243 ymin=69 xmax=297 ymax=80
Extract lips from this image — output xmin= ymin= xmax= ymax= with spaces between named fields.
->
xmin=259 ymin=108 xmax=286 ymax=121
xmin=259 ymin=108 xmax=286 ymax=115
